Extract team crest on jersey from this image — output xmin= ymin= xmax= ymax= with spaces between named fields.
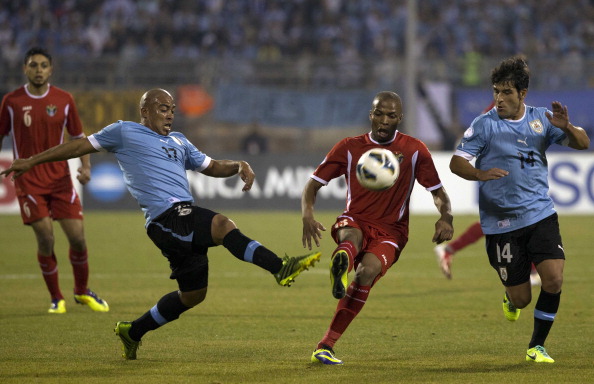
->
xmin=529 ymin=119 xmax=543 ymax=134
xmin=499 ymin=267 xmax=508 ymax=281
xmin=393 ymin=151 xmax=404 ymax=164
xmin=46 ymin=104 xmax=57 ymax=117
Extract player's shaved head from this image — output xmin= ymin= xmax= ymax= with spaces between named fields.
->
xmin=373 ymin=91 xmax=402 ymax=109
xmin=140 ymin=88 xmax=173 ymax=109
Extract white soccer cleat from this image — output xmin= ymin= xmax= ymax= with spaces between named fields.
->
xmin=434 ymin=244 xmax=453 ymax=279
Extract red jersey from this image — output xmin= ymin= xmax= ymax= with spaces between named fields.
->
xmin=0 ymin=84 xmax=84 ymax=195
xmin=312 ymin=131 xmax=442 ymax=240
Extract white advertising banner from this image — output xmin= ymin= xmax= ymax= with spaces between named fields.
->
xmin=1 ymin=151 xmax=593 ymax=215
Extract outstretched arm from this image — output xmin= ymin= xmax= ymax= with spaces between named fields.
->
xmin=0 ymin=138 xmax=97 ymax=179
xmin=201 ymin=159 xmax=255 ymax=192
xmin=301 ymin=178 xmax=326 ymax=250
xmin=430 ymin=186 xmax=454 ymax=244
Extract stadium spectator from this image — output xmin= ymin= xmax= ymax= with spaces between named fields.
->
xmin=1 ymin=88 xmax=321 ymax=360
xmin=0 ymin=47 xmax=108 ymax=314
xmin=449 ymin=56 xmax=590 ymax=363
xmin=302 ymin=91 xmax=454 ymax=364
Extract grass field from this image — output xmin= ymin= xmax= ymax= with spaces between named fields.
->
xmin=0 ymin=211 xmax=592 ymax=384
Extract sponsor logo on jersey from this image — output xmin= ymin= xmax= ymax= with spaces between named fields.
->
xmin=46 ymin=104 xmax=57 ymax=117
xmin=529 ymin=119 xmax=543 ymax=134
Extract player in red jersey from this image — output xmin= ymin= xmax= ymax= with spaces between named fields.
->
xmin=302 ymin=91 xmax=454 ymax=364
xmin=0 ymin=47 xmax=108 ymax=314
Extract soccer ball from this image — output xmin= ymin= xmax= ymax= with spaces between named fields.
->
xmin=355 ymin=148 xmax=400 ymax=191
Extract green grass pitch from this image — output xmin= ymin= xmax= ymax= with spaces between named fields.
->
xmin=0 ymin=212 xmax=592 ymax=383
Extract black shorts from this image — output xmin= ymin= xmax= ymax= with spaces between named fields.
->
xmin=485 ymin=213 xmax=565 ymax=287
xmin=146 ymin=202 xmax=218 ymax=292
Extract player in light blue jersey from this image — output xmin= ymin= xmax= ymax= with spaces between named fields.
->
xmin=1 ymin=88 xmax=321 ymax=360
xmin=450 ymin=57 xmax=590 ymax=363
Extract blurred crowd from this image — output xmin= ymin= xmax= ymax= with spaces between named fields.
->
xmin=1 ymin=0 xmax=594 ymax=66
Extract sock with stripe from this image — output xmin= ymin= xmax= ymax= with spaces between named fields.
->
xmin=223 ymin=228 xmax=282 ymax=274
xmin=529 ymin=288 xmax=561 ymax=348
xmin=129 ymin=291 xmax=191 ymax=341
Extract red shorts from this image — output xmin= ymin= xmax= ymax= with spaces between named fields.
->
xmin=331 ymin=215 xmax=403 ymax=284
xmin=17 ymin=187 xmax=83 ymax=225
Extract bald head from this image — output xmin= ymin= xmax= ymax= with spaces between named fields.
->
xmin=140 ymin=88 xmax=173 ymax=109
xmin=372 ymin=91 xmax=402 ymax=109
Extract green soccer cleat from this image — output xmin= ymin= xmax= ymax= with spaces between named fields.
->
xmin=48 ymin=299 xmax=66 ymax=314
xmin=114 ymin=321 xmax=141 ymax=360
xmin=74 ymin=289 xmax=109 ymax=312
xmin=330 ymin=250 xmax=349 ymax=299
xmin=526 ymin=345 xmax=554 ymax=363
xmin=502 ymin=292 xmax=520 ymax=321
xmin=275 ymin=252 xmax=321 ymax=286
xmin=311 ymin=345 xmax=344 ymax=365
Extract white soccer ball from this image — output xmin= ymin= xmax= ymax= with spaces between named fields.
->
xmin=355 ymin=148 xmax=400 ymax=191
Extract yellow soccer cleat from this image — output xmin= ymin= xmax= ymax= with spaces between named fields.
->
xmin=114 ymin=321 xmax=141 ymax=360
xmin=74 ymin=289 xmax=109 ymax=312
xmin=311 ymin=345 xmax=344 ymax=365
xmin=330 ymin=250 xmax=349 ymax=299
xmin=48 ymin=299 xmax=66 ymax=314
xmin=502 ymin=292 xmax=520 ymax=321
xmin=526 ymin=345 xmax=554 ymax=363
xmin=274 ymin=252 xmax=321 ymax=286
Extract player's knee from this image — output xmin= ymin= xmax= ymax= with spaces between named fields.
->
xmin=68 ymin=236 xmax=87 ymax=251
xmin=180 ymin=288 xmax=207 ymax=308
xmin=36 ymin=234 xmax=55 ymax=253
xmin=211 ymin=214 xmax=237 ymax=244
xmin=541 ymin=275 xmax=563 ymax=293
xmin=354 ymin=264 xmax=381 ymax=286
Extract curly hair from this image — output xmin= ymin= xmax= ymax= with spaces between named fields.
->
xmin=490 ymin=56 xmax=529 ymax=91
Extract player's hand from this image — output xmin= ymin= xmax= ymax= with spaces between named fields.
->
xmin=0 ymin=158 xmax=32 ymax=179
xmin=433 ymin=218 xmax=453 ymax=244
xmin=302 ymin=216 xmax=326 ymax=250
xmin=478 ymin=167 xmax=509 ymax=181
xmin=237 ymin=161 xmax=255 ymax=192
xmin=77 ymin=166 xmax=91 ymax=185
xmin=545 ymin=101 xmax=570 ymax=130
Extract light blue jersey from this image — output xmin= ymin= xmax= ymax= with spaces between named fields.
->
xmin=455 ymin=106 xmax=568 ymax=234
xmin=88 ymin=120 xmax=211 ymax=226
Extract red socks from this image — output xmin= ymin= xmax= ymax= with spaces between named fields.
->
xmin=69 ymin=248 xmax=89 ymax=295
xmin=37 ymin=253 xmax=63 ymax=300
xmin=335 ymin=240 xmax=357 ymax=273
xmin=318 ymin=282 xmax=371 ymax=349
xmin=448 ymin=222 xmax=483 ymax=253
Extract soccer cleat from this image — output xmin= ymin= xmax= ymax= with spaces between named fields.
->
xmin=434 ymin=244 xmax=453 ymax=279
xmin=48 ymin=299 xmax=66 ymax=314
xmin=502 ymin=292 xmax=520 ymax=321
xmin=274 ymin=252 xmax=321 ymax=286
xmin=526 ymin=345 xmax=554 ymax=363
xmin=330 ymin=250 xmax=349 ymax=299
xmin=74 ymin=289 xmax=109 ymax=312
xmin=114 ymin=321 xmax=141 ymax=360
xmin=311 ymin=345 xmax=344 ymax=365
